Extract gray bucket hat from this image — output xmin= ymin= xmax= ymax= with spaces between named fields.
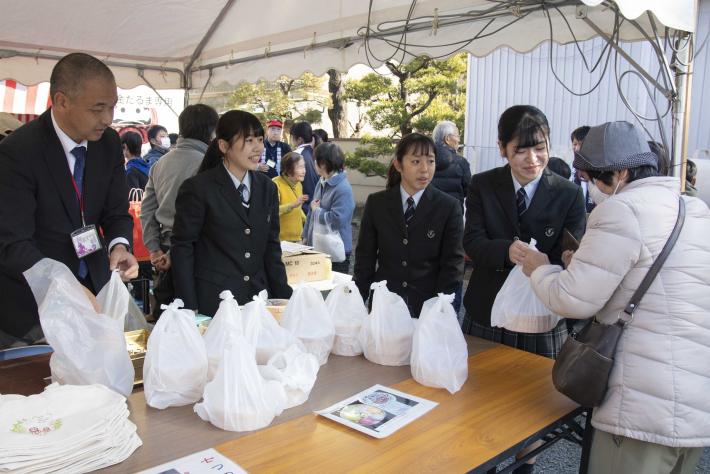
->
xmin=573 ymin=121 xmax=658 ymax=172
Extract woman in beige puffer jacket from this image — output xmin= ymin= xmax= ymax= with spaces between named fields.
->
xmin=523 ymin=121 xmax=710 ymax=474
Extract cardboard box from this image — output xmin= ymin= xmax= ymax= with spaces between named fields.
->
xmin=282 ymin=249 xmax=332 ymax=284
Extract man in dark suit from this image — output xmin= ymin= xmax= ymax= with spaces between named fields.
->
xmin=462 ymin=165 xmax=586 ymax=331
xmin=0 ymin=53 xmax=138 ymax=346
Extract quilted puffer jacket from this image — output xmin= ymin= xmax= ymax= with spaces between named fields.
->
xmin=531 ymin=177 xmax=710 ymax=447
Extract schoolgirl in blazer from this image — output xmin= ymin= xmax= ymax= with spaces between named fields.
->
xmin=354 ymin=133 xmax=465 ymax=318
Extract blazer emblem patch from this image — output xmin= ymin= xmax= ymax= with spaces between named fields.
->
xmin=544 ymin=227 xmax=555 ymax=237
xmin=427 ymin=229 xmax=435 ymax=239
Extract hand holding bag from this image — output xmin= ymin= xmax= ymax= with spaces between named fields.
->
xmin=552 ymin=198 xmax=685 ymax=407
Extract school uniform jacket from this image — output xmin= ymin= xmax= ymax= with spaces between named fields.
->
xmin=171 ymin=166 xmax=292 ymax=316
xmin=354 ymin=184 xmax=465 ymax=318
xmin=0 ymin=110 xmax=133 ymax=338
xmin=462 ymin=165 xmax=586 ymax=327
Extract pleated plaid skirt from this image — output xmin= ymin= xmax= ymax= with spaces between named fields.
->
xmin=462 ymin=316 xmax=568 ymax=360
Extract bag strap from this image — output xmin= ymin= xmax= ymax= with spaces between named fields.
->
xmin=622 ymin=197 xmax=686 ymax=320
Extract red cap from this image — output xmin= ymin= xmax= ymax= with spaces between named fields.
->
xmin=266 ymin=119 xmax=283 ymax=128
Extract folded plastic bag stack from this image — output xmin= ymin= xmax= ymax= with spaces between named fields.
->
xmin=490 ymin=239 xmax=561 ymax=333
xmin=325 ymin=281 xmax=367 ymax=356
xmin=281 ymin=285 xmax=335 ymax=365
xmin=411 ymin=293 xmax=469 ymax=394
xmin=143 ymin=299 xmax=208 ymax=409
xmin=360 ymin=281 xmax=415 ymax=366
xmin=203 ymin=290 xmax=243 ymax=381
xmin=23 ymin=259 xmax=134 ymax=397
xmin=0 ymin=383 xmax=141 ymax=474
xmin=244 ymin=291 xmax=305 ymax=365
xmin=195 ymin=304 xmax=288 ymax=431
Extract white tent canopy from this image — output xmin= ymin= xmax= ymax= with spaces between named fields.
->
xmin=0 ymin=0 xmax=697 ymax=90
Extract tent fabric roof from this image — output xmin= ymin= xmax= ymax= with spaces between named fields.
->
xmin=0 ymin=0 xmax=697 ymax=89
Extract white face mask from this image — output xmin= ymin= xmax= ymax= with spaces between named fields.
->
xmin=587 ymin=179 xmax=621 ymax=204
xmin=160 ymin=136 xmax=171 ymax=149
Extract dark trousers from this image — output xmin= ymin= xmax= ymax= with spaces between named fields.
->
xmin=331 ymin=254 xmax=351 ymax=275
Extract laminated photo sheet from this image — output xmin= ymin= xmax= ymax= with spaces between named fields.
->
xmin=315 ymin=384 xmax=437 ymax=439
xmin=137 ymin=448 xmax=246 ymax=474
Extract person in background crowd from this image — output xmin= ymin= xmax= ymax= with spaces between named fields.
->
xmin=648 ymin=140 xmax=670 ymax=176
xmin=171 ymin=110 xmax=292 ymax=316
xmin=354 ymin=133 xmax=464 ymax=317
xmin=571 ymin=125 xmax=595 ymax=213
xmin=685 ymin=159 xmax=698 ymax=197
xmin=290 ymin=122 xmax=319 ymax=214
xmin=122 ymin=131 xmax=149 ymax=190
xmin=303 ymin=143 xmax=355 ymax=274
xmin=258 ymin=119 xmax=291 ymax=179
xmin=168 ymin=133 xmax=178 ymax=150
xmin=523 ymin=121 xmax=710 ymax=474
xmin=546 ymin=156 xmax=571 ymax=180
xmin=430 ymin=120 xmax=471 ymax=314
xmin=144 ymin=124 xmax=170 ymax=168
xmin=273 ymin=152 xmax=308 ymax=242
xmin=313 ymin=128 xmax=329 ymax=144
xmin=462 ymin=106 xmax=586 ymax=473
xmin=141 ymin=104 xmax=219 ymax=318
xmin=0 ymin=52 xmax=137 ymax=348
xmin=0 ymin=112 xmax=22 ymax=143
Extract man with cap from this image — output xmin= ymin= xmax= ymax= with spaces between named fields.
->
xmin=259 ymin=119 xmax=291 ymax=179
xmin=522 ymin=121 xmax=710 ymax=474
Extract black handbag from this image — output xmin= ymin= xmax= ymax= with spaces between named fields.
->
xmin=552 ymin=197 xmax=686 ymax=407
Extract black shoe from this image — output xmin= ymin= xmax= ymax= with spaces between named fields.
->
xmin=511 ymin=463 xmax=535 ymax=474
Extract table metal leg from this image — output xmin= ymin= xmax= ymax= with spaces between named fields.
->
xmin=579 ymin=408 xmax=594 ymax=474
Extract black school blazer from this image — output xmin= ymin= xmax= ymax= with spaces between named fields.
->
xmin=354 ymin=184 xmax=464 ymax=318
xmin=462 ymin=165 xmax=586 ymax=327
xmin=171 ymin=165 xmax=292 ymax=316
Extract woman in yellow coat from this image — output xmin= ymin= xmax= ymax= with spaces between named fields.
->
xmin=273 ymin=152 xmax=308 ymax=241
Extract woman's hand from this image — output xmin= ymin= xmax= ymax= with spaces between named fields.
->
xmin=508 ymin=240 xmax=529 ymax=266
xmin=297 ymin=194 xmax=308 ymax=205
xmin=561 ymin=250 xmax=575 ymax=269
xmin=522 ymin=249 xmax=550 ymax=276
xmin=310 ymin=199 xmax=321 ymax=212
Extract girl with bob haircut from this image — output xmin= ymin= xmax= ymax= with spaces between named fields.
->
xmin=171 ymin=110 xmax=292 ymax=316
xmin=302 ymin=142 xmax=355 ymax=273
xmin=273 ymin=151 xmax=308 ymax=242
xmin=354 ymin=133 xmax=464 ymax=317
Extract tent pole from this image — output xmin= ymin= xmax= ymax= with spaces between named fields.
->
xmin=138 ymin=69 xmax=180 ymax=118
xmin=671 ymin=32 xmax=693 ymax=185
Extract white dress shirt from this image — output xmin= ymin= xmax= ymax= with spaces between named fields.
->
xmin=399 ymin=185 xmax=425 ymax=213
xmin=511 ymin=171 xmax=542 ymax=209
xmin=223 ymin=164 xmax=252 ymax=202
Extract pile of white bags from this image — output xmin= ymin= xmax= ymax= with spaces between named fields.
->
xmin=143 ymin=299 xmax=208 ymax=409
xmin=203 ymin=290 xmax=242 ymax=381
xmin=491 ymin=239 xmax=561 ymax=333
xmin=195 ymin=304 xmax=287 ymax=431
xmin=23 ymin=259 xmax=134 ymax=397
xmin=0 ymin=383 xmax=141 ymax=474
xmin=325 ymin=281 xmax=367 ymax=356
xmin=281 ymin=285 xmax=335 ymax=365
xmin=411 ymin=293 xmax=469 ymax=393
xmin=243 ymin=291 xmax=306 ymax=365
xmin=360 ymin=281 xmax=414 ymax=366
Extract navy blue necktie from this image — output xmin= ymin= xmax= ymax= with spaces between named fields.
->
xmin=404 ymin=197 xmax=415 ymax=226
xmin=517 ymin=187 xmax=527 ymax=218
xmin=237 ymin=183 xmax=249 ymax=207
xmin=71 ymin=146 xmax=89 ymax=279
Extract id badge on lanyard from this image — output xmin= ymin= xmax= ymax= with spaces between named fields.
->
xmin=69 ymin=170 xmax=102 ymax=259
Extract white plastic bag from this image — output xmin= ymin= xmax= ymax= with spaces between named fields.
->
xmin=411 ymin=293 xmax=468 ymax=393
xmin=23 ymin=259 xmax=134 ymax=397
xmin=281 ymin=285 xmax=335 ymax=365
xmin=325 ymin=281 xmax=367 ymax=356
xmin=195 ymin=310 xmax=287 ymax=432
xmin=244 ymin=291 xmax=305 ymax=365
xmin=312 ymin=210 xmax=345 ymax=263
xmin=143 ymin=299 xmax=208 ymax=409
xmin=491 ymin=239 xmax=561 ymax=333
xmin=360 ymin=281 xmax=414 ymax=366
xmin=203 ymin=290 xmax=243 ymax=380
xmin=258 ymin=344 xmax=319 ymax=409
xmin=96 ymin=270 xmax=151 ymax=332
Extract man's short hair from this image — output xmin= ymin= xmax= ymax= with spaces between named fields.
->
xmin=547 ymin=157 xmax=571 ymax=180
xmin=686 ymin=159 xmax=697 ymax=180
xmin=147 ymin=125 xmax=168 ymax=142
xmin=178 ymin=104 xmax=219 ymax=144
xmin=570 ymin=126 xmax=591 ymax=143
xmin=49 ymin=53 xmax=114 ymax=100
xmin=120 ymin=131 xmax=143 ymax=157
